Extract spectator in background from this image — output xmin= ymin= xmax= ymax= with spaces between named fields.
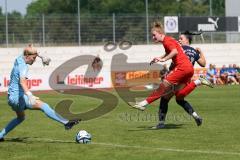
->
xmin=206 ymin=64 xmax=217 ymax=85
xmin=233 ymin=64 xmax=240 ymax=83
xmin=213 ymin=64 xmax=224 ymax=85
xmin=92 ymin=55 xmax=103 ymax=72
xmin=227 ymin=64 xmax=239 ymax=85
xmin=220 ymin=65 xmax=228 ymax=84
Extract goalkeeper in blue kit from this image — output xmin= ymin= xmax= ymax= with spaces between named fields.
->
xmin=0 ymin=44 xmax=79 ymax=142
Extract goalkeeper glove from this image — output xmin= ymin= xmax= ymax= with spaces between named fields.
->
xmin=41 ymin=56 xmax=51 ymax=66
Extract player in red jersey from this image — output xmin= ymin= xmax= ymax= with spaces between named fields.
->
xmin=128 ymin=21 xmax=194 ymax=110
xmin=153 ymin=32 xmax=213 ymax=129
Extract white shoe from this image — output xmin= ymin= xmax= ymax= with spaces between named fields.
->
xmin=127 ymin=102 xmax=145 ymax=111
xmin=144 ymin=83 xmax=160 ymax=90
xmin=199 ymin=75 xmax=214 ymax=88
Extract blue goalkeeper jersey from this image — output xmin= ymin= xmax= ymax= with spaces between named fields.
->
xmin=8 ymin=55 xmax=29 ymax=97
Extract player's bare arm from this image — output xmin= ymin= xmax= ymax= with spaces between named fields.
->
xmin=150 ymin=54 xmax=167 ymax=65
xmin=162 ymin=48 xmax=178 ymax=61
xmin=196 ymin=47 xmax=206 ymax=67
xmin=150 ymin=49 xmax=177 ymax=65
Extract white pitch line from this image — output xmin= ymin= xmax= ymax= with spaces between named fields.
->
xmin=7 ymin=137 xmax=240 ymax=156
xmin=91 ymin=142 xmax=240 ymax=156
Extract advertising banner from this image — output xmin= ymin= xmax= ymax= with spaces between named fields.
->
xmin=111 ymin=70 xmax=161 ymax=88
xmin=0 ymin=71 xmax=112 ymax=92
xmin=179 ymin=16 xmax=238 ymax=32
xmin=164 ymin=16 xmax=179 ymax=33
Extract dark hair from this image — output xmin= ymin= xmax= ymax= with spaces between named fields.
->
xmin=181 ymin=30 xmax=203 ymax=44
xmin=181 ymin=31 xmax=193 ymax=44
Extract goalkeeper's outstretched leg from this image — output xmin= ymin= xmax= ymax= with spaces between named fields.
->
xmin=28 ymin=97 xmax=80 ymax=130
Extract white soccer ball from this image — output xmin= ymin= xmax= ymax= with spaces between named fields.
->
xmin=75 ymin=130 xmax=91 ymax=144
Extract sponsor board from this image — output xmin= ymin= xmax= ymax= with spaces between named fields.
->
xmin=0 ymin=74 xmax=48 ymax=92
xmin=0 ymin=71 xmax=111 ymax=92
xmin=164 ymin=16 xmax=179 ymax=33
xmin=179 ymin=16 xmax=238 ymax=32
xmin=111 ymin=70 xmax=161 ymax=87
xmin=55 ymin=71 xmax=111 ymax=89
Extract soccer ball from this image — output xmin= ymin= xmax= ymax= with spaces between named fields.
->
xmin=75 ymin=130 xmax=91 ymax=144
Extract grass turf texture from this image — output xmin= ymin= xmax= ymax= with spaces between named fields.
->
xmin=0 ymin=85 xmax=240 ymax=160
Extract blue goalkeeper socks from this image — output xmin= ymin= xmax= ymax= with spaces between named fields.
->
xmin=0 ymin=104 xmax=68 ymax=139
xmin=40 ymin=103 xmax=68 ymax=124
xmin=0 ymin=117 xmax=25 ymax=139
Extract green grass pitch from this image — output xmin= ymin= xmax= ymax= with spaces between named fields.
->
xmin=0 ymin=85 xmax=240 ymax=160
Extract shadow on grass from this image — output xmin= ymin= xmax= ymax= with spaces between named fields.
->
xmin=128 ymin=123 xmax=184 ymax=131
xmin=4 ymin=137 xmax=75 ymax=144
xmin=5 ymin=137 xmax=30 ymax=143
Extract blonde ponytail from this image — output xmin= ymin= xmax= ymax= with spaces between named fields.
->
xmin=151 ymin=21 xmax=164 ymax=34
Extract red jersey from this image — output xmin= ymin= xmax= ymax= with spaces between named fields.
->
xmin=162 ymin=36 xmax=192 ymax=67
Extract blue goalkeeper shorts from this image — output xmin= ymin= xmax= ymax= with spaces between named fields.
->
xmin=8 ymin=94 xmax=33 ymax=112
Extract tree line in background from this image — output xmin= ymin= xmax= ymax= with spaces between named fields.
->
xmin=0 ymin=0 xmax=225 ymax=46
xmin=26 ymin=0 xmax=224 ymax=16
